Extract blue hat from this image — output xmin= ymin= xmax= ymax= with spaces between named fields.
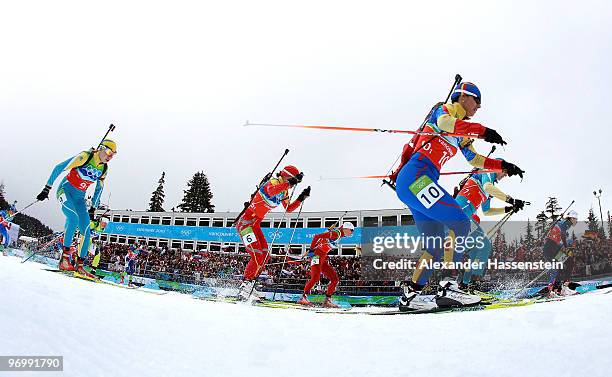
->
xmin=451 ymin=82 xmax=481 ymax=104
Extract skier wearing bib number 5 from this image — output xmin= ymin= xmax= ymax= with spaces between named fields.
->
xmin=389 ymin=82 xmax=525 ymax=311
xmin=35 ymin=139 xmax=117 ymax=279
xmin=235 ymin=165 xmax=310 ymax=300
xmin=297 ymin=222 xmax=355 ymax=308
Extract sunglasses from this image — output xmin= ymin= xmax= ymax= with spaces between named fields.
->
xmin=102 ymin=145 xmax=116 ymax=156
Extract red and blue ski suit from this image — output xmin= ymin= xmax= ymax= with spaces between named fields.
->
xmin=395 ymin=102 xmax=503 ymax=286
xmin=235 ymin=178 xmax=302 ymax=281
xmin=303 ymin=229 xmax=342 ymax=296
xmin=455 ymin=172 xmax=510 ymax=284
xmin=543 ymin=219 xmax=574 ymax=285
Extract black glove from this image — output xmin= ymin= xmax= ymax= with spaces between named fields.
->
xmin=37 ymin=185 xmax=52 ymax=201
xmin=483 ymin=128 xmax=507 ymax=146
xmin=508 ymin=198 xmax=526 ymax=212
xmin=504 ymin=206 xmax=515 ymax=213
xmin=88 ymin=207 xmax=96 ymax=221
xmin=501 ymin=161 xmax=524 ymax=179
xmin=297 ymin=186 xmax=311 ymax=201
xmin=287 ymin=172 xmax=304 ymax=186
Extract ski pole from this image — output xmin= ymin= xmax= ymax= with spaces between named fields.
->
xmin=272 ymin=200 xmax=305 ymax=301
xmin=318 ymin=170 xmax=499 ymax=181
xmin=21 ymin=233 xmax=62 ymax=263
xmin=267 ymin=210 xmax=350 ymax=267
xmin=244 ymin=122 xmax=482 ymax=139
xmin=235 ymin=149 xmax=290 ymax=222
xmin=5 ymin=200 xmax=40 ymax=220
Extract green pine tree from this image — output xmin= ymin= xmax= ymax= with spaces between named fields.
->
xmin=524 ymin=219 xmax=536 ymax=249
xmin=148 ymin=172 xmax=166 ymax=212
xmin=586 ymin=207 xmax=602 ymax=235
xmin=607 ymin=211 xmax=611 ymax=240
xmin=0 ymin=183 xmax=9 ymax=209
xmin=178 ymin=171 xmax=215 ymax=213
xmin=535 ymin=211 xmax=548 ymax=239
xmin=544 ymin=197 xmax=562 ymax=222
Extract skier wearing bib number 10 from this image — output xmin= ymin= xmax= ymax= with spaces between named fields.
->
xmin=388 ymin=82 xmax=525 ymax=311
xmin=35 ymin=139 xmax=117 ymax=280
xmin=235 ymin=165 xmax=311 ymax=300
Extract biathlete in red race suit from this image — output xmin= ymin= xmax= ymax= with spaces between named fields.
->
xmin=297 ymin=222 xmax=355 ymax=308
xmin=235 ymin=165 xmax=311 ymax=299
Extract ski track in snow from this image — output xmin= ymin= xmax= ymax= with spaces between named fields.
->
xmin=1 ymin=255 xmax=611 ymax=377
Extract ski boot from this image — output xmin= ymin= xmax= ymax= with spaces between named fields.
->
xmin=297 ymin=294 xmax=314 ymax=306
xmin=398 ymin=281 xmax=438 ymax=312
xmin=75 ymin=258 xmax=98 ymax=280
xmin=237 ymin=280 xmax=264 ymax=301
xmin=436 ymin=280 xmax=481 ymax=308
xmin=322 ymin=296 xmax=340 ymax=308
xmin=58 ymin=247 xmax=77 ymax=271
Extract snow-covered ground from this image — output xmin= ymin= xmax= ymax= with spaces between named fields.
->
xmin=1 ymin=254 xmax=611 ymax=377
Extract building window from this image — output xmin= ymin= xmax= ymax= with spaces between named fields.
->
xmin=289 ymin=218 xmax=304 ymax=229
xmin=341 ymin=246 xmax=356 ymax=256
xmin=272 ymin=219 xmax=286 ymax=228
xmin=112 ymin=215 xmax=121 ymax=222
xmin=183 ymin=241 xmax=194 ymax=250
xmin=382 ymin=216 xmax=397 ymax=227
xmin=328 ymin=248 xmax=339 ymax=256
xmin=289 ymin=245 xmax=303 ymax=255
xmin=400 ymin=214 xmax=415 ymax=226
xmin=196 ymin=242 xmax=208 ymax=251
xmin=212 ymin=218 xmax=224 ymax=227
xmin=307 ymin=218 xmax=322 ymax=228
xmin=343 ymin=217 xmax=358 ymax=227
xmin=226 ymin=218 xmax=235 ymax=227
xmin=118 ymin=236 xmax=127 ymax=244
xmin=363 ymin=216 xmax=379 ymax=228
xmin=198 ymin=218 xmax=210 ymax=227
xmin=141 ymin=217 xmax=150 ymax=224
xmin=174 ymin=218 xmax=185 ymax=226
xmin=127 ymin=236 xmax=136 ymax=244
xmin=162 ymin=217 xmax=172 ymax=225
xmin=261 ymin=220 xmax=271 ymax=228
xmin=158 ymin=239 xmax=169 ymax=248
xmin=121 ymin=216 xmax=129 ymax=223
xmin=210 ymin=242 xmax=221 ymax=252
xmin=187 ymin=218 xmax=197 ymax=227
xmin=100 ymin=234 xmax=108 ymax=241
xmin=237 ymin=245 xmax=246 ymax=254
xmin=109 ymin=235 xmax=117 ymax=243
xmin=271 ymin=245 xmax=285 ymax=255
xmin=171 ymin=240 xmax=182 ymax=249
xmin=148 ymin=239 xmax=158 ymax=247
xmin=151 ymin=217 xmax=161 ymax=225
xmin=324 ymin=218 xmax=339 ymax=228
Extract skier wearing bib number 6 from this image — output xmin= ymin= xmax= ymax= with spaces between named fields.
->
xmin=297 ymin=222 xmax=355 ymax=308
xmin=388 ymin=82 xmax=525 ymax=311
xmin=235 ymin=165 xmax=310 ymax=300
xmin=35 ymin=139 xmax=117 ymax=279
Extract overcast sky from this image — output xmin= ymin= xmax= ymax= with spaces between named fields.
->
xmin=2 ymin=0 xmax=611 ymax=231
